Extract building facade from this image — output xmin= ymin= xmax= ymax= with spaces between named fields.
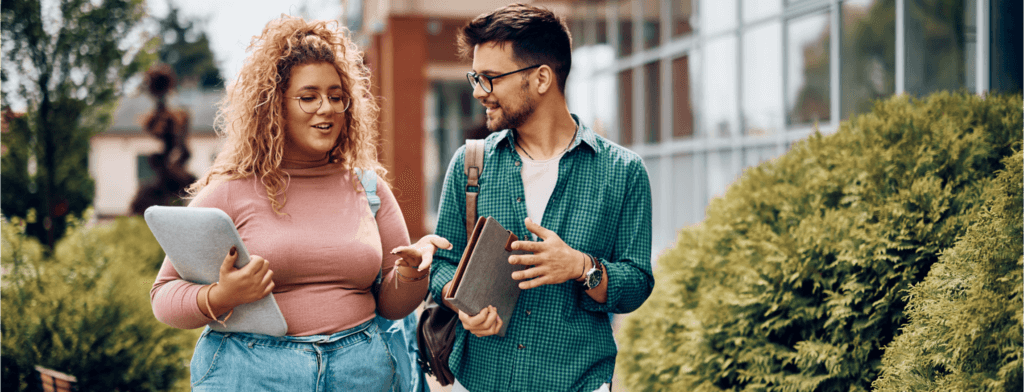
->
xmin=560 ymin=0 xmax=1020 ymax=253
xmin=350 ymin=0 xmax=1020 ymax=255
xmin=90 ymin=89 xmax=223 ymax=217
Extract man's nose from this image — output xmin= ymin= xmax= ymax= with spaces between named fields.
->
xmin=471 ymin=82 xmax=488 ymax=100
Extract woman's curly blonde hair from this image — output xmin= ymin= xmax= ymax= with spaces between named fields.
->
xmin=187 ymin=15 xmax=383 ymax=213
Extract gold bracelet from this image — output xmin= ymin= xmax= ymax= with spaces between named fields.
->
xmin=395 ymin=267 xmax=428 ymax=283
xmin=204 ymin=282 xmax=233 ymax=327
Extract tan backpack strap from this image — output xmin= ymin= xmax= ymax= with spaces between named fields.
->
xmin=464 ymin=140 xmax=485 ymax=237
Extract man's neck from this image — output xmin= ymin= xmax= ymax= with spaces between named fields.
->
xmin=515 ymin=105 xmax=577 ymax=161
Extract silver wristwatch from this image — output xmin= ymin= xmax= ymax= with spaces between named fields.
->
xmin=582 ymin=254 xmax=603 ymax=290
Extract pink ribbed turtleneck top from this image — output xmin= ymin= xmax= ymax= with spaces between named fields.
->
xmin=150 ymin=161 xmax=422 ymax=336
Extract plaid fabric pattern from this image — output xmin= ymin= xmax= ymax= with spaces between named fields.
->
xmin=429 ymin=115 xmax=654 ymax=392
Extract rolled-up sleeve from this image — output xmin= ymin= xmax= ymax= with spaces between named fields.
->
xmin=580 ymin=159 xmax=654 ymax=313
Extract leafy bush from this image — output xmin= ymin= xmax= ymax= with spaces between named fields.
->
xmin=874 ymin=153 xmax=1022 ymax=391
xmin=615 ymin=92 xmax=1022 ymax=391
xmin=1 ymin=214 xmax=201 ymax=391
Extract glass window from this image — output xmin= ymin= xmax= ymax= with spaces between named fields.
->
xmin=642 ymin=0 xmax=662 ymax=49
xmin=426 ymin=82 xmax=482 ymax=224
xmin=904 ymin=0 xmax=975 ymax=96
xmin=591 ymin=50 xmax=617 ymax=136
xmin=568 ymin=45 xmax=616 ymax=137
xmin=646 ymin=157 xmax=666 ymax=250
xmin=786 ymin=12 xmax=831 ymax=127
xmin=744 ymin=145 xmax=776 ymax=168
xmin=990 ymin=0 xmax=1023 ymax=93
xmin=742 ymin=21 xmax=783 ymax=136
xmin=704 ymin=35 xmax=738 ymax=137
xmin=707 ymin=150 xmax=739 ymax=198
xmin=743 ymin=0 xmax=782 ymax=22
xmin=841 ymin=0 xmax=895 ymax=120
xmin=673 ymin=55 xmax=695 ymax=138
xmin=618 ymin=69 xmax=634 ymax=145
xmin=673 ymin=0 xmax=694 ymax=36
xmin=701 ymin=0 xmax=737 ymax=35
xmin=137 ymin=155 xmax=155 ymax=183
xmin=618 ymin=0 xmax=634 ymax=56
xmin=644 ymin=61 xmax=661 ymax=143
xmin=672 ymin=153 xmax=701 ymax=228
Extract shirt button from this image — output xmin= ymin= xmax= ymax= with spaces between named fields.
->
xmin=516 ymin=197 xmax=523 ymax=202
xmin=514 ymin=161 xmax=521 ymax=167
xmin=517 ymin=344 xmax=525 ymax=350
xmin=525 ymin=310 xmax=531 ymax=316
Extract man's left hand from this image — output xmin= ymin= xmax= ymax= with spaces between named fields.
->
xmin=508 ymin=217 xmax=586 ymax=289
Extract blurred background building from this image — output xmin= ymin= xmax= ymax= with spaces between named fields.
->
xmin=347 ymin=0 xmax=1020 ymax=254
xmin=91 ymin=88 xmax=222 ymax=217
xmin=93 ymin=0 xmax=1021 ymax=258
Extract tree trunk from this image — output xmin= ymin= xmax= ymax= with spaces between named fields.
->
xmin=38 ymin=72 xmax=55 ymax=248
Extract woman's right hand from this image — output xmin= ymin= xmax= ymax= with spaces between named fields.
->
xmin=204 ymin=246 xmax=275 ymax=317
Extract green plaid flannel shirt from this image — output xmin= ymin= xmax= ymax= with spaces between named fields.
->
xmin=429 ymin=115 xmax=654 ymax=392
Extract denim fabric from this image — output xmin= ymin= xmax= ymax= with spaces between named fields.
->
xmin=375 ymin=314 xmax=427 ymax=392
xmin=190 ymin=320 xmax=396 ymax=391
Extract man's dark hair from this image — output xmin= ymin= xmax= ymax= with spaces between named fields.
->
xmin=458 ymin=3 xmax=572 ymax=93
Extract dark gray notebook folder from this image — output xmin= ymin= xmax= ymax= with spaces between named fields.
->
xmin=444 ymin=216 xmax=527 ymax=337
xmin=144 ymin=206 xmax=288 ymax=336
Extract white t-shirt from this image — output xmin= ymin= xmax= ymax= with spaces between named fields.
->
xmin=519 ymin=149 xmax=565 ymax=238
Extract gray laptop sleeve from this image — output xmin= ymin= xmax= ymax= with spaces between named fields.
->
xmin=144 ymin=206 xmax=288 ymax=336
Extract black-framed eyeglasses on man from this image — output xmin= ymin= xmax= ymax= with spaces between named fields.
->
xmin=466 ymin=64 xmax=542 ymax=94
xmin=288 ymin=91 xmax=351 ymax=114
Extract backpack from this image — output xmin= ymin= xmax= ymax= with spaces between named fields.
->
xmin=358 ymin=168 xmax=427 ymax=392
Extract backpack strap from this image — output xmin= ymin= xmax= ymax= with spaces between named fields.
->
xmin=356 ymin=168 xmax=381 ymax=217
xmin=464 ymin=139 xmax=485 ymax=237
xmin=356 ymin=168 xmax=385 ymax=288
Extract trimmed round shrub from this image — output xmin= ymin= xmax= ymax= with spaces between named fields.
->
xmin=874 ymin=152 xmax=1021 ymax=391
xmin=616 ymin=92 xmax=1022 ymax=392
xmin=2 ymin=215 xmax=201 ymax=391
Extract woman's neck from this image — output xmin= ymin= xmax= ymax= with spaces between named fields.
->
xmin=281 ymin=155 xmax=331 ymax=169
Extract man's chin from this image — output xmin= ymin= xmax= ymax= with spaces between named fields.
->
xmin=486 ymin=118 xmax=504 ymax=132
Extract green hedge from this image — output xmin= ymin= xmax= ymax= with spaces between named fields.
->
xmin=616 ymin=92 xmax=1022 ymax=391
xmin=1 ymin=214 xmax=201 ymax=391
xmin=874 ymin=153 xmax=1022 ymax=391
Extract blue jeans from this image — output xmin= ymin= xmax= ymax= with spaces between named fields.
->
xmin=190 ymin=320 xmax=396 ymax=391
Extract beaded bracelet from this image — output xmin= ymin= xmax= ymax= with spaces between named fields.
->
xmin=204 ymin=282 xmax=233 ymax=327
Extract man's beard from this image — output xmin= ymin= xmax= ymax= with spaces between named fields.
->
xmin=486 ymin=83 xmax=536 ymax=131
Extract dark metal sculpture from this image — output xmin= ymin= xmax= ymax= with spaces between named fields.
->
xmin=130 ymin=64 xmax=196 ymax=214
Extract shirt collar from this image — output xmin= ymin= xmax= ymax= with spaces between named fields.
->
xmin=496 ymin=114 xmax=601 ymax=154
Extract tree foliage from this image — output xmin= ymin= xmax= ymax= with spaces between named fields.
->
xmin=615 ymin=92 xmax=1022 ymax=391
xmin=0 ymin=0 xmax=155 ymax=247
xmin=1 ymin=215 xmax=201 ymax=391
xmin=156 ymin=3 xmax=224 ymax=89
xmin=874 ymin=153 xmax=1022 ymax=391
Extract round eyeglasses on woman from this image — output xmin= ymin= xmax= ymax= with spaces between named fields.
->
xmin=289 ymin=91 xmax=351 ymax=114
xmin=466 ymin=64 xmax=542 ymax=94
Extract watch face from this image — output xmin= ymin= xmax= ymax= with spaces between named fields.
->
xmin=585 ymin=268 xmax=602 ymax=289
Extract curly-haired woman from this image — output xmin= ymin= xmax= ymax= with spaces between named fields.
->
xmin=150 ymin=15 xmax=448 ymax=391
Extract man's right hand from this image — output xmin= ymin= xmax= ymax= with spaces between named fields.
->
xmin=206 ymin=246 xmax=275 ymax=316
xmin=459 ymin=306 xmax=503 ymax=337
xmin=443 ymin=281 xmax=503 ymax=337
